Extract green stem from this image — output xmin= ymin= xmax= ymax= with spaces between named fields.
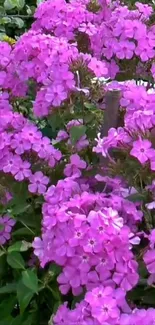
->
xmin=20 ymin=220 xmax=35 ymax=235
xmin=0 ymin=14 xmax=33 ymax=19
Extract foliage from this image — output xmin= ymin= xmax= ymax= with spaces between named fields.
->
xmin=0 ymin=0 xmax=155 ymax=324
xmin=0 ymin=0 xmax=42 ymax=40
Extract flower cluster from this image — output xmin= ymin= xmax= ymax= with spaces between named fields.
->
xmin=33 ymin=175 xmax=142 ymax=296
xmin=1 ymin=0 xmax=154 ymax=120
xmin=0 ymin=91 xmax=61 ymax=194
xmin=53 ymin=286 xmax=155 ymax=325
xmin=0 ymin=0 xmax=155 ymax=323
xmin=1 ymin=30 xmax=107 ymax=117
xmin=94 ymin=81 xmax=155 ymax=168
xmin=53 ymin=285 xmax=130 ymax=325
xmin=33 ymin=0 xmax=155 ymax=81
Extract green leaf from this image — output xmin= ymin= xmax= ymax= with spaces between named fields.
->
xmin=0 ymin=26 xmax=5 ymax=32
xmin=13 ymin=227 xmax=33 ymax=237
xmin=17 ymin=281 xmax=34 ymax=314
xmin=22 ymin=270 xmax=38 ymax=293
xmin=0 ymin=296 xmax=16 ymax=320
xmin=41 ymin=126 xmax=56 ymax=140
xmin=1 ymin=17 xmax=11 ymax=24
xmin=7 ymin=252 xmax=25 ymax=269
xmin=70 ymin=125 xmax=86 ymax=145
xmin=143 ymin=288 xmax=155 ymax=305
xmin=71 ymin=292 xmax=85 ymax=309
xmin=7 ymin=183 xmax=30 ymax=216
xmin=0 ymin=283 xmax=17 ymax=294
xmin=47 ymin=112 xmax=63 ymax=132
xmin=0 ymin=32 xmax=6 ymax=40
xmin=10 ymin=202 xmax=30 ymax=215
xmin=26 ymin=5 xmax=32 ymax=15
xmin=12 ymin=17 xmax=24 ymax=28
xmin=8 ymin=241 xmax=31 ymax=253
xmin=16 ymin=211 xmax=41 ymax=230
xmin=0 ymin=254 xmax=6 ymax=279
xmin=4 ymin=0 xmax=16 ymax=10
xmin=10 ymin=314 xmax=33 ymax=325
xmin=49 ymin=263 xmax=61 ymax=278
xmin=127 ymin=193 xmax=144 ymax=203
xmin=0 ymin=249 xmax=5 ymax=257
xmin=16 ymin=0 xmax=25 ymax=9
xmin=0 ymin=320 xmax=13 ymax=325
xmin=10 ymin=315 xmax=24 ymax=325
xmin=0 ymin=6 xmax=5 ymax=15
xmin=84 ymin=102 xmax=96 ymax=110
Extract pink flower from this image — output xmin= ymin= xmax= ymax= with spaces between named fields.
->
xmin=135 ymin=42 xmax=155 ymax=62
xmin=12 ymin=159 xmax=32 ymax=181
xmin=2 ymin=154 xmax=21 ymax=174
xmin=146 ymin=202 xmax=155 ymax=210
xmin=54 ymin=130 xmax=69 ymax=143
xmin=0 ymin=71 xmax=6 ymax=86
xmin=148 ymin=230 xmax=155 ymax=249
xmin=113 ymin=260 xmax=139 ymax=291
xmin=76 ymin=135 xmax=89 ymax=151
xmin=45 ymin=85 xmax=67 ymax=106
xmin=116 ymin=41 xmax=135 ymax=59
xmin=88 ymin=58 xmax=108 ymax=77
xmin=28 ymin=171 xmax=49 ymax=194
xmin=57 ymin=266 xmax=83 ymax=295
xmin=0 ymin=215 xmax=15 ymax=245
xmin=91 ymin=295 xmax=120 ymax=323
xmin=11 ymin=133 xmax=31 ymax=154
xmin=144 ymin=249 xmax=155 ymax=274
xmin=32 ymin=137 xmax=51 ymax=159
xmin=124 ymin=20 xmax=146 ymax=40
xmin=79 ymin=22 xmax=97 ymax=36
xmin=64 ymin=154 xmax=86 ymax=177
xmin=130 ymin=138 xmax=155 ymax=164
xmin=21 ymin=125 xmax=42 ymax=143
xmin=32 ymin=237 xmax=44 ymax=259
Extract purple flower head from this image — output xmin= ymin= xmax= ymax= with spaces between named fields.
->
xmin=148 ymin=230 xmax=155 ymax=249
xmin=45 ymin=85 xmax=67 ymax=106
xmin=12 ymin=158 xmax=32 ymax=181
xmin=113 ymin=259 xmax=139 ymax=291
xmin=64 ymin=154 xmax=86 ymax=177
xmin=130 ymin=138 xmax=154 ymax=164
xmin=21 ymin=125 xmax=42 ymax=144
xmin=32 ymin=136 xmax=52 ymax=159
xmin=91 ymin=295 xmax=120 ymax=323
xmin=28 ymin=171 xmax=49 ymax=194
xmin=66 ymin=119 xmax=83 ymax=131
xmin=116 ymin=40 xmax=135 ymax=60
xmin=11 ymin=133 xmax=31 ymax=155
xmin=54 ymin=130 xmax=69 ymax=143
xmin=0 ymin=215 xmax=15 ymax=245
xmin=135 ymin=2 xmax=153 ymax=18
xmin=32 ymin=237 xmax=45 ymax=262
xmin=0 ymin=71 xmax=7 ymax=87
xmin=88 ymin=58 xmax=108 ymax=77
xmin=144 ymin=249 xmax=155 ymax=274
xmin=146 ymin=201 xmax=155 ymax=210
